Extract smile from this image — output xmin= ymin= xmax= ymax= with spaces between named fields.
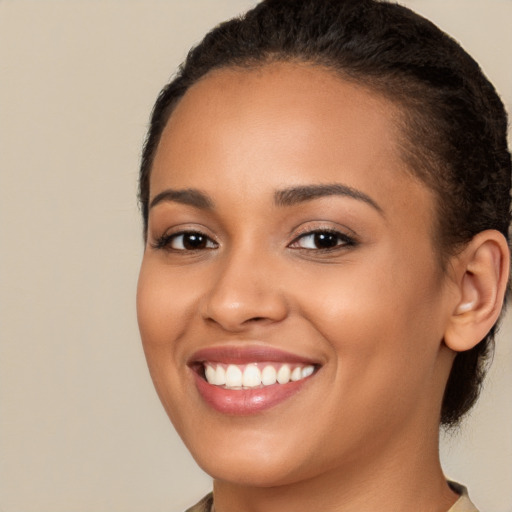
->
xmin=204 ymin=362 xmax=315 ymax=389
xmin=189 ymin=346 xmax=321 ymax=414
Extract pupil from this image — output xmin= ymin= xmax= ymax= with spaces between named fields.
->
xmin=184 ymin=233 xmax=206 ymax=249
xmin=314 ymin=232 xmax=338 ymax=248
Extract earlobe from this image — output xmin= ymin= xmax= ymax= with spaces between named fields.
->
xmin=444 ymin=230 xmax=510 ymax=352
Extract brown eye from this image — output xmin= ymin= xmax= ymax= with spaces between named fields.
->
xmin=290 ymin=230 xmax=355 ymax=250
xmin=177 ymin=233 xmax=209 ymax=250
xmin=156 ymin=231 xmax=217 ymax=251
xmin=312 ymin=232 xmax=340 ymax=249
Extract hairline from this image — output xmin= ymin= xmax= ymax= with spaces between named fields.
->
xmin=141 ymin=57 xmax=454 ymax=270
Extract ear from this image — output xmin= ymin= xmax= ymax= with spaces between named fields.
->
xmin=444 ymin=230 xmax=510 ymax=352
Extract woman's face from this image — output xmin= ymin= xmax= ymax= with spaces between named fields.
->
xmin=137 ymin=63 xmax=456 ymax=486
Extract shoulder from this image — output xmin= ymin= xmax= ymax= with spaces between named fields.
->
xmin=447 ymin=482 xmax=479 ymax=512
xmin=184 ymin=493 xmax=213 ymax=512
xmin=183 ymin=486 xmax=478 ymax=512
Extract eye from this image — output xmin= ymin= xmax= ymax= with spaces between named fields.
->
xmin=152 ymin=231 xmax=218 ymax=251
xmin=289 ymin=230 xmax=355 ymax=250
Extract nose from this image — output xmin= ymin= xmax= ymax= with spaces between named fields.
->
xmin=200 ymin=248 xmax=289 ymax=332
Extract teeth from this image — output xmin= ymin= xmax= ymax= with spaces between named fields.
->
xmin=215 ymin=365 xmax=226 ymax=386
xmin=277 ymin=364 xmax=291 ymax=384
xmin=291 ymin=366 xmax=302 ymax=381
xmin=225 ymin=365 xmax=243 ymax=388
xmin=302 ymin=365 xmax=314 ymax=378
xmin=242 ymin=364 xmax=261 ymax=388
xmin=205 ymin=364 xmax=226 ymax=385
xmin=261 ymin=365 xmax=277 ymax=385
xmin=204 ymin=363 xmax=316 ymax=389
xmin=205 ymin=365 xmax=216 ymax=384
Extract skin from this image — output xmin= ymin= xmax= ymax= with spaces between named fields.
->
xmin=137 ymin=62 xmax=467 ymax=511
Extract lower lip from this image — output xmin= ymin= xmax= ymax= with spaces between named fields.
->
xmin=192 ymin=371 xmax=312 ymax=415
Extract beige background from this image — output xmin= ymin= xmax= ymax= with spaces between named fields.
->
xmin=0 ymin=1 xmax=511 ymax=511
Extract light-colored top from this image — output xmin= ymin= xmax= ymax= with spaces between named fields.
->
xmin=184 ymin=482 xmax=479 ymax=512
xmin=448 ymin=482 xmax=479 ymax=512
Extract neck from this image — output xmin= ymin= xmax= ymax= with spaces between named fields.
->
xmin=212 ymin=421 xmax=458 ymax=512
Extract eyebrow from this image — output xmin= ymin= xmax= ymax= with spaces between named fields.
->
xmin=149 ymin=183 xmax=382 ymax=214
xmin=149 ymin=188 xmax=214 ymax=210
xmin=274 ymin=183 xmax=383 ymax=214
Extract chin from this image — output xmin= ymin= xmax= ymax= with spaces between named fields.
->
xmin=198 ymin=455 xmax=309 ymax=488
xmin=181 ymin=423 xmax=326 ymax=488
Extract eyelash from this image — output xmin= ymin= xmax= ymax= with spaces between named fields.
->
xmin=289 ymin=229 xmax=357 ymax=251
xmin=151 ymin=228 xmax=356 ymax=253
xmin=151 ymin=231 xmax=218 ymax=251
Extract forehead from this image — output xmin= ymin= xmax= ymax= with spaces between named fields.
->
xmin=151 ymin=62 xmax=431 ymax=223
xmin=158 ymin=62 xmax=402 ymax=171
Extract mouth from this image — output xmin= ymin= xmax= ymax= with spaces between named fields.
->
xmin=188 ymin=346 xmax=321 ymax=415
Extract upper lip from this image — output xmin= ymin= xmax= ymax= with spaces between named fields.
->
xmin=188 ymin=345 xmax=321 ymax=366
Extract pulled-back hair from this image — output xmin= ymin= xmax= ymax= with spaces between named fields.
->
xmin=139 ymin=0 xmax=511 ymax=426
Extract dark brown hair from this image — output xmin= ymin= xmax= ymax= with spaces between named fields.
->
xmin=139 ymin=0 xmax=511 ymax=426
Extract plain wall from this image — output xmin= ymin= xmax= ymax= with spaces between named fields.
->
xmin=0 ymin=1 xmax=510 ymax=511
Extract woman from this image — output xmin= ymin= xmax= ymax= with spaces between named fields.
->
xmin=136 ymin=1 xmax=511 ymax=510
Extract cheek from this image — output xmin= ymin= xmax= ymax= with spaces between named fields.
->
xmin=136 ymin=266 xmax=168 ymax=350
xmin=136 ymin=261 xmax=197 ymax=422
xmin=136 ymin=259 xmax=196 ymax=347
xmin=292 ymin=272 xmax=444 ymax=453
xmin=294 ymin=251 xmax=445 ymax=386
xmin=136 ymin=260 xmax=194 ymax=401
